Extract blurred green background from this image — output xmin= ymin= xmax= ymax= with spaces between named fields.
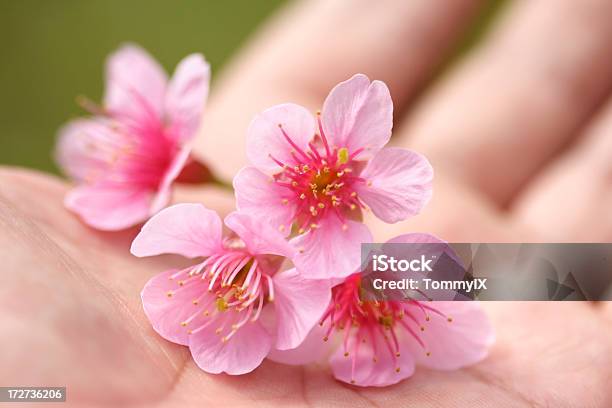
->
xmin=0 ymin=0 xmax=504 ymax=175
xmin=0 ymin=0 xmax=284 ymax=173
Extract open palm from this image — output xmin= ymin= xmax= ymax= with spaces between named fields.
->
xmin=2 ymin=0 xmax=612 ymax=406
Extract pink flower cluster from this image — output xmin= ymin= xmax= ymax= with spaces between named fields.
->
xmin=56 ymin=46 xmax=494 ymax=387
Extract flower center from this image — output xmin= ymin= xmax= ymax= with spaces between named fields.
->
xmin=320 ymin=274 xmax=453 ymax=384
xmin=165 ymin=248 xmax=274 ymax=343
xmin=270 ymin=115 xmax=367 ymax=233
xmin=77 ymin=97 xmax=176 ymax=188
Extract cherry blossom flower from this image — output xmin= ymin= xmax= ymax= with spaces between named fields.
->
xmin=269 ymin=233 xmax=495 ymax=387
xmin=234 ymin=74 xmax=433 ymax=279
xmin=56 ymin=44 xmax=210 ymax=230
xmin=131 ymin=203 xmax=331 ymax=375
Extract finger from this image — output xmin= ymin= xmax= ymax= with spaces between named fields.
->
xmin=195 ymin=0 xmax=484 ymax=180
xmin=365 ymin=173 xmax=525 ymax=243
xmin=512 ymin=97 xmax=612 ymax=241
xmin=401 ymin=0 xmax=612 ymax=205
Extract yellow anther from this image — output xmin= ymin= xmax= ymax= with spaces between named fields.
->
xmin=318 ymin=202 xmax=325 ymax=209
xmin=215 ymin=298 xmax=228 ymax=312
xmin=337 ymin=147 xmax=349 ymax=164
xmin=281 ymin=198 xmax=289 ymax=205
xmin=300 ymin=193 xmax=306 ymax=200
xmin=379 ymin=315 xmax=393 ymax=327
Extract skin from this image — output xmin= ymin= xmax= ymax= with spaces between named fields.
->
xmin=1 ymin=0 xmax=612 ymax=406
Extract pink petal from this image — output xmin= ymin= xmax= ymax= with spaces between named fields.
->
xmin=104 ymin=44 xmax=167 ymax=124
xmin=189 ymin=320 xmax=272 ymax=375
xmin=150 ymin=144 xmax=192 ymax=214
xmin=292 ymin=218 xmax=373 ymax=279
xmin=321 ymin=74 xmax=392 ymax=158
xmin=65 ymin=184 xmax=152 ymax=230
xmin=357 ymin=147 xmax=433 ymax=223
xmin=246 ymin=103 xmax=315 ymax=174
xmin=272 ymin=268 xmax=331 ymax=350
xmin=131 ymin=203 xmax=223 ymax=258
xmin=141 ymin=269 xmax=212 ymax=346
xmin=224 ymin=212 xmax=295 ymax=258
xmin=405 ymin=301 xmax=495 ymax=370
xmin=55 ymin=118 xmax=119 ymax=182
xmin=330 ymin=333 xmax=416 ymax=387
xmin=165 ymin=53 xmax=210 ymax=143
xmin=233 ymin=166 xmax=295 ymax=234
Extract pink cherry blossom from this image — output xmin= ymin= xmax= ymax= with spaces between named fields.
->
xmin=131 ymin=203 xmax=331 ymax=375
xmin=269 ymin=233 xmax=495 ymax=387
xmin=234 ymin=74 xmax=433 ymax=279
xmin=55 ymin=44 xmax=210 ymax=230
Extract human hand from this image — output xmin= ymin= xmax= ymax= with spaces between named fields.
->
xmin=1 ymin=0 xmax=611 ymax=406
